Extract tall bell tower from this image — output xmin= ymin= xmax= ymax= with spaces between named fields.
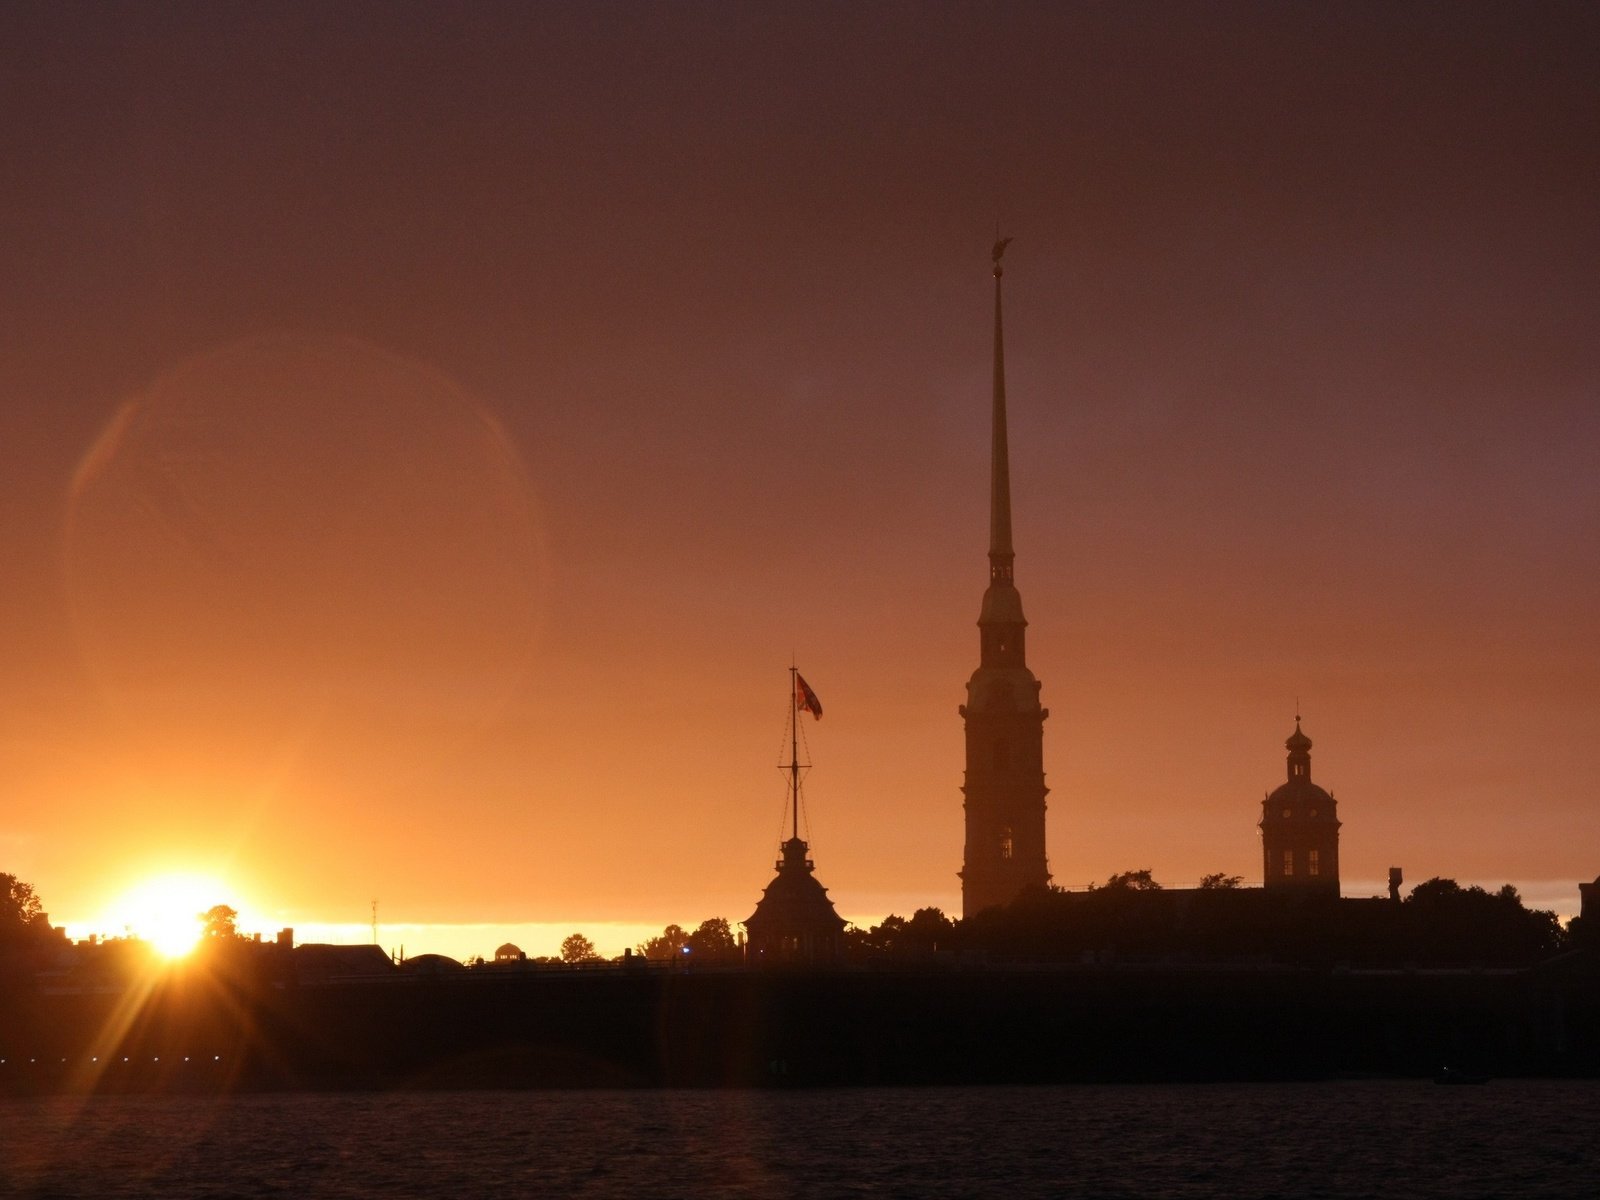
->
xmin=1259 ymin=718 xmax=1341 ymax=894
xmin=959 ymin=238 xmax=1051 ymax=917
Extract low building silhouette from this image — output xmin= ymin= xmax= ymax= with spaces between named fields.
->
xmin=293 ymin=943 xmax=394 ymax=984
xmin=399 ymin=953 xmax=465 ymax=975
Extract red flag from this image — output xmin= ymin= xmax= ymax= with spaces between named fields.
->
xmin=795 ymin=673 xmax=823 ymax=720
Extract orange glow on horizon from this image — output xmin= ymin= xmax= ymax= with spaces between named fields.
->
xmin=95 ymin=873 xmax=247 ymax=959
xmin=3 ymin=6 xmax=1596 ymax=956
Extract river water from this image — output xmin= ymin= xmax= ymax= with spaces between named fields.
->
xmin=2 ymin=1081 xmax=1597 ymax=1198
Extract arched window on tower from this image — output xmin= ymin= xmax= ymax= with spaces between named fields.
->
xmin=999 ymin=827 xmax=1013 ymax=860
xmin=1309 ymin=849 xmax=1320 ymax=876
xmin=1282 ymin=849 xmax=1294 ymax=877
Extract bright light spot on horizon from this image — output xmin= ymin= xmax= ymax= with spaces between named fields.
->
xmin=100 ymin=873 xmax=236 ymax=958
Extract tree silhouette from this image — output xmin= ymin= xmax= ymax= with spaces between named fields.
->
xmin=199 ymin=904 xmax=239 ymax=939
xmin=560 ymin=932 xmax=600 ymax=963
xmin=1401 ymin=877 xmax=1564 ymax=964
xmin=842 ymin=922 xmax=872 ymax=959
xmin=1 ymin=873 xmax=48 ymax=943
xmin=938 ymin=869 xmax=1577 ymax=967
xmin=845 ymin=908 xmax=956 ymax=961
xmin=904 ymin=907 xmax=955 ymax=952
xmin=637 ymin=923 xmax=689 ymax=960
xmin=869 ymin=914 xmax=909 ymax=953
xmin=1099 ymin=869 xmax=1161 ymax=891
xmin=686 ymin=917 xmax=739 ymax=962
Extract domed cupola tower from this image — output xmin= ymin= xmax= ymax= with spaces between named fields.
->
xmin=1260 ymin=718 xmax=1341 ymax=894
xmin=959 ymin=238 xmax=1051 ymax=917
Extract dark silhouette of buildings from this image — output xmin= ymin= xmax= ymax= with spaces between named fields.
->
xmin=744 ymin=836 xmax=846 ymax=964
xmin=744 ymin=669 xmax=847 ymax=963
xmin=1260 ymin=718 xmax=1341 ymax=894
xmin=294 ymin=942 xmax=394 ymax=983
xmin=960 ymin=240 xmax=1050 ymax=917
xmin=1578 ymin=876 xmax=1600 ymax=945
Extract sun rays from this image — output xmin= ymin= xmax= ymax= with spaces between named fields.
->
xmin=99 ymin=873 xmax=237 ymax=959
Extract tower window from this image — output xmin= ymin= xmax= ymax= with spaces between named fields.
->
xmin=999 ymin=827 xmax=1013 ymax=860
xmin=993 ymin=740 xmax=1008 ymax=771
xmin=1281 ymin=808 xmax=1291 ymax=819
xmin=1282 ymin=850 xmax=1293 ymax=877
xmin=1309 ymin=849 xmax=1320 ymax=876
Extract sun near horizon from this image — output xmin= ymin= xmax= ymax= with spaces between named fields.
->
xmin=90 ymin=873 xmax=248 ymax=960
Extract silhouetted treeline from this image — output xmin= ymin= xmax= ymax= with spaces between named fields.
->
xmin=849 ymin=877 xmax=1567 ymax=968
xmin=5 ymin=870 xmax=1598 ymax=1092
xmin=634 ymin=918 xmax=741 ymax=964
xmin=615 ymin=876 xmax=1570 ymax=969
xmin=844 ymin=907 xmax=957 ymax=960
xmin=2 ymin=867 xmax=1574 ymax=984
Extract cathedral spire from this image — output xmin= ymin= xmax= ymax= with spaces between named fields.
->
xmin=989 ymin=236 xmax=1015 ymax=584
xmin=961 ymin=238 xmax=1049 ymax=919
xmin=977 ymin=237 xmax=1027 ymax=664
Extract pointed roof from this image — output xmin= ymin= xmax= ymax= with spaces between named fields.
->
xmin=745 ymin=838 xmax=846 ymax=934
xmin=744 ymin=837 xmax=846 ymax=966
xmin=989 ymin=239 xmax=1015 ymax=575
xmin=974 ymin=239 xmax=1034 ymax=648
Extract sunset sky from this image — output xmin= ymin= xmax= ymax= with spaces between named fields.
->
xmin=2 ymin=3 xmax=1596 ymax=959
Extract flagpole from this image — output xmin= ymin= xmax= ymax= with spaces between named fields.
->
xmin=789 ymin=665 xmax=800 ymax=843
